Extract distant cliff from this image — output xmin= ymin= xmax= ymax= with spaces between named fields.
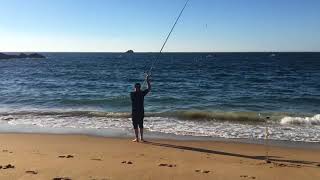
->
xmin=0 ymin=53 xmax=46 ymax=60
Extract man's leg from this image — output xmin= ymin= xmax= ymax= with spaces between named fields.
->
xmin=140 ymin=128 xmax=144 ymax=142
xmin=139 ymin=117 xmax=145 ymax=142
xmin=132 ymin=117 xmax=139 ymax=142
xmin=133 ymin=128 xmax=139 ymax=142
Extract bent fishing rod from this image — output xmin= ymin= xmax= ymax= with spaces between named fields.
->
xmin=142 ymin=0 xmax=190 ymax=88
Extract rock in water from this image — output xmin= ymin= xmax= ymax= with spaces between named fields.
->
xmin=0 ymin=53 xmax=46 ymax=60
xmin=0 ymin=53 xmax=11 ymax=59
xmin=125 ymin=50 xmax=134 ymax=54
xmin=18 ymin=53 xmax=28 ymax=58
xmin=28 ymin=53 xmax=46 ymax=59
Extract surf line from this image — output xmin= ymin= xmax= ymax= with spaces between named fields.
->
xmin=142 ymin=0 xmax=190 ymax=88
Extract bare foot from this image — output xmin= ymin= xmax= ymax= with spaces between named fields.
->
xmin=132 ymin=139 xmax=139 ymax=142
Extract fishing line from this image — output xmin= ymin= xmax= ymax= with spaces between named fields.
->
xmin=142 ymin=0 xmax=190 ymax=88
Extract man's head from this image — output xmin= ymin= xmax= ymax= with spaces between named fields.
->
xmin=134 ymin=83 xmax=141 ymax=91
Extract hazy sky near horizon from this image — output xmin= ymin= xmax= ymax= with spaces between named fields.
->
xmin=0 ymin=0 xmax=319 ymax=52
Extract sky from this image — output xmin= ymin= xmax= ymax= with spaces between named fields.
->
xmin=0 ymin=0 xmax=319 ymax=52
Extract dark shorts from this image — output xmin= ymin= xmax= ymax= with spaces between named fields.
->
xmin=132 ymin=115 xmax=144 ymax=129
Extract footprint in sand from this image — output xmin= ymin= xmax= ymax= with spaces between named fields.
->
xmin=1 ymin=164 xmax=15 ymax=169
xmin=240 ymin=175 xmax=256 ymax=179
xmin=2 ymin=150 xmax=13 ymax=154
xmin=159 ymin=163 xmax=177 ymax=168
xmin=121 ymin=161 xmax=133 ymax=164
xmin=90 ymin=177 xmax=109 ymax=180
xmin=52 ymin=177 xmax=72 ymax=180
xmin=26 ymin=170 xmax=38 ymax=175
xmin=195 ymin=169 xmax=210 ymax=173
xmin=58 ymin=155 xmax=74 ymax=158
xmin=2 ymin=150 xmax=8 ymax=152
xmin=91 ymin=158 xmax=102 ymax=161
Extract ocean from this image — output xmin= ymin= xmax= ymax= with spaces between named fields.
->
xmin=0 ymin=52 xmax=319 ymax=143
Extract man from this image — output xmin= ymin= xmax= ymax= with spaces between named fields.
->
xmin=130 ymin=75 xmax=151 ymax=142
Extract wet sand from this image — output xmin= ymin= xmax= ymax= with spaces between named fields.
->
xmin=0 ymin=133 xmax=319 ymax=180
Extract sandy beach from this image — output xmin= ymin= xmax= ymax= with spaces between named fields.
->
xmin=0 ymin=133 xmax=319 ymax=180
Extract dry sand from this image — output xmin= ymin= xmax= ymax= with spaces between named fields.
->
xmin=0 ymin=133 xmax=319 ymax=180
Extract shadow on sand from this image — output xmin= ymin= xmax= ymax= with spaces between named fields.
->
xmin=144 ymin=141 xmax=320 ymax=167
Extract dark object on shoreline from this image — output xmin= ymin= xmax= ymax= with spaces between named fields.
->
xmin=0 ymin=53 xmax=46 ymax=60
xmin=125 ymin=50 xmax=134 ymax=54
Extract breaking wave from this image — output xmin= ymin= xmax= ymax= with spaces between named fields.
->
xmin=1 ymin=110 xmax=319 ymax=142
xmin=280 ymin=114 xmax=320 ymax=125
xmin=1 ymin=110 xmax=318 ymax=126
xmin=0 ymin=110 xmax=275 ymax=122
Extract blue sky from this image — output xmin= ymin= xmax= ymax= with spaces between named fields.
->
xmin=0 ymin=0 xmax=319 ymax=52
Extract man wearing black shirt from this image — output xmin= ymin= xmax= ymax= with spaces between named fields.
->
xmin=130 ymin=75 xmax=151 ymax=142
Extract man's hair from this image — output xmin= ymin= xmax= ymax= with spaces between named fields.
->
xmin=135 ymin=83 xmax=141 ymax=88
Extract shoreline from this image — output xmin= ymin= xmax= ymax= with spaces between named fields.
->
xmin=0 ymin=122 xmax=319 ymax=150
xmin=2 ymin=109 xmax=319 ymax=143
xmin=0 ymin=133 xmax=319 ymax=179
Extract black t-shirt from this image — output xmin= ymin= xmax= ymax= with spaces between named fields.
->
xmin=130 ymin=89 xmax=149 ymax=116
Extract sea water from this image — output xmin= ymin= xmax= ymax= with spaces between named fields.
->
xmin=0 ymin=52 xmax=319 ymax=142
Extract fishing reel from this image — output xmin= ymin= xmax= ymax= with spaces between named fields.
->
xmin=144 ymin=72 xmax=152 ymax=80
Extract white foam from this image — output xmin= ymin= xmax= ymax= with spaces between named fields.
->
xmin=144 ymin=117 xmax=320 ymax=142
xmin=2 ymin=113 xmax=320 ymax=143
xmin=280 ymin=114 xmax=320 ymax=125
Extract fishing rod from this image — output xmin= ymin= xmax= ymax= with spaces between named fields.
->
xmin=265 ymin=116 xmax=271 ymax=163
xmin=142 ymin=0 xmax=190 ymax=88
xmin=259 ymin=113 xmax=271 ymax=163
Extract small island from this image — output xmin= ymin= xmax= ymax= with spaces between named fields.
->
xmin=125 ymin=50 xmax=134 ymax=54
xmin=0 ymin=53 xmax=46 ymax=60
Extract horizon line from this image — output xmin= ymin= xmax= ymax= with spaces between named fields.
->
xmin=2 ymin=51 xmax=320 ymax=53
